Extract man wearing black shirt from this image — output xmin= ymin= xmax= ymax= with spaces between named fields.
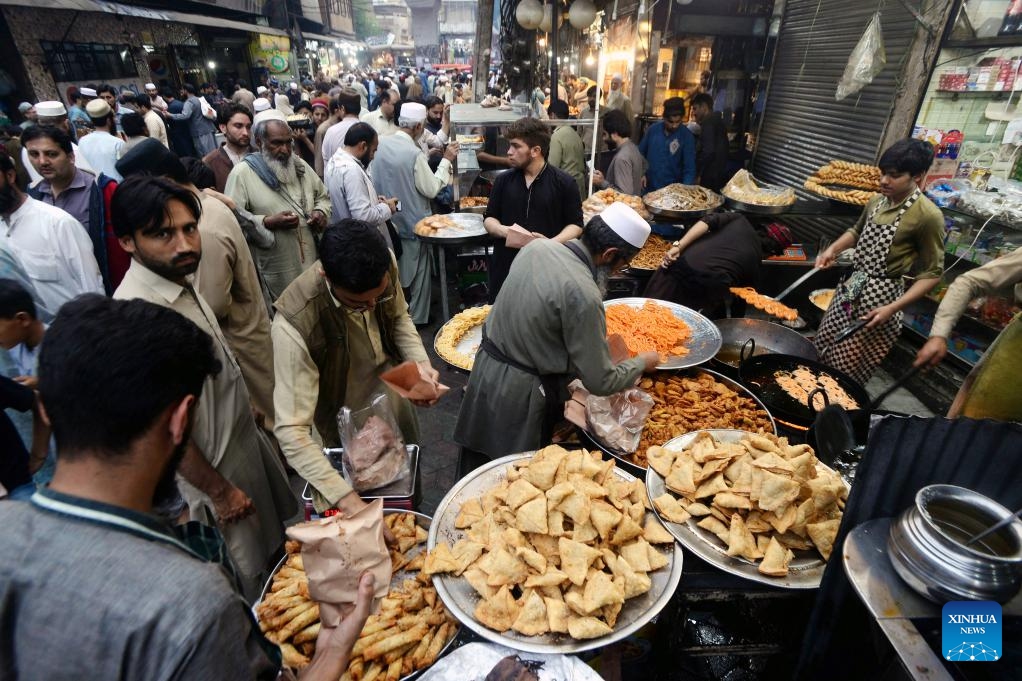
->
xmin=483 ymin=117 xmax=584 ymax=300
xmin=644 ymin=212 xmax=791 ymax=317
xmin=0 ymin=375 xmax=36 ymax=499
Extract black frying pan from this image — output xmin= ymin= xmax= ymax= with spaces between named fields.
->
xmin=738 ymin=353 xmax=870 ymax=429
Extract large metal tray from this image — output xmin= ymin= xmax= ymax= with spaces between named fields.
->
xmin=643 ymin=188 xmax=723 ymax=220
xmin=428 ymin=452 xmax=683 ymax=654
xmin=257 ymin=510 xmax=460 ymax=678
xmin=723 ymin=196 xmax=793 ymax=215
xmin=580 ymin=367 xmax=777 ymax=476
xmin=415 ymin=212 xmax=490 ymax=245
xmin=646 ymin=429 xmax=848 ymax=589
xmin=433 ymin=315 xmax=484 ymax=373
xmin=604 ymin=297 xmax=722 ymax=370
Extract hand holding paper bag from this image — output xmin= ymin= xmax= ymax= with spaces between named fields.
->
xmin=380 ymin=361 xmax=449 ymax=405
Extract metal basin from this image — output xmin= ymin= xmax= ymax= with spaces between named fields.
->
xmin=888 ymin=484 xmax=1022 ymax=604
xmin=712 ymin=317 xmax=818 ymax=378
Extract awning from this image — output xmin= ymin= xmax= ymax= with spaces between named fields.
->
xmin=302 ymin=31 xmax=364 ymax=51
xmin=0 ymin=0 xmax=289 ymax=37
xmin=368 ymin=43 xmax=415 ymax=52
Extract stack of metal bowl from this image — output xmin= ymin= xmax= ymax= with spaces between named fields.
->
xmin=888 ymin=484 xmax=1022 ymax=604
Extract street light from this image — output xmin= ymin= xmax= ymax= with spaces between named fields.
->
xmin=207 ymin=60 xmax=216 ymax=69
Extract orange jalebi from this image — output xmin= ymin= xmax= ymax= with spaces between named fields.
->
xmin=729 ymin=287 xmax=799 ymax=321
xmin=606 ymin=300 xmax=692 ymax=360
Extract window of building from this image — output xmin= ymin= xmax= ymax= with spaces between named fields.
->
xmin=41 ymin=41 xmax=138 ymax=82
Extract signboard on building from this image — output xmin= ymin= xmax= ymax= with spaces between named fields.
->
xmin=250 ymin=35 xmax=291 ymax=74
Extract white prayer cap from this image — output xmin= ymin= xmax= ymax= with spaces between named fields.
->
xmin=253 ymin=108 xmax=288 ymax=126
xmin=611 ymin=74 xmax=623 ymax=82
xmin=252 ymin=97 xmax=271 ymax=113
xmin=256 ymin=85 xmax=268 ymax=95
xmin=144 ymin=82 xmax=157 ymax=90
xmin=35 ymin=101 xmax=67 ymax=117
xmin=599 ymin=202 xmax=650 ymax=249
xmin=79 ymin=87 xmax=97 ymax=98
xmin=399 ymin=101 xmax=427 ymax=124
xmin=289 ymin=82 xmax=299 ymax=90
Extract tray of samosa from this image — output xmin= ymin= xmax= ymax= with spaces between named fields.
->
xmin=645 ymin=430 xmax=847 ymax=589
xmin=423 ymin=447 xmax=683 ymax=653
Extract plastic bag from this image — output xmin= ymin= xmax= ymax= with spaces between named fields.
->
xmin=585 ymin=386 xmax=655 ymax=454
xmin=836 ymin=13 xmax=886 ymax=101
xmin=338 ymin=393 xmax=409 ymax=492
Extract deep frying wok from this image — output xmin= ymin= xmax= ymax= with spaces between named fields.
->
xmin=738 ymin=353 xmax=870 ymax=429
xmin=712 ymin=318 xmax=818 ymax=379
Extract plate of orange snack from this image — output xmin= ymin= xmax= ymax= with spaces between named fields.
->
xmin=604 ymin=298 xmax=721 ymax=370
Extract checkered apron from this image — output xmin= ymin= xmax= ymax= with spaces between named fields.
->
xmin=814 ymin=191 xmax=919 ymax=384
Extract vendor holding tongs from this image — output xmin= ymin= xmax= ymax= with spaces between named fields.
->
xmin=814 ymin=139 xmax=945 ymax=384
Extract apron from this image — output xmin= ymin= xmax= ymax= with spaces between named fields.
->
xmin=815 ymin=191 xmax=919 ymax=384
xmin=950 ymin=312 xmax=1022 ymax=422
xmin=478 ymin=241 xmax=596 ymax=444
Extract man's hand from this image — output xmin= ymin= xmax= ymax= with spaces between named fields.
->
xmin=639 ymin=351 xmax=660 ymax=372
xmin=442 ymin=141 xmax=460 ymax=162
xmin=915 ymin=336 xmax=948 ymax=367
xmin=211 ymin=484 xmax=255 ymax=525
xmin=308 ymin=209 xmax=328 ymax=231
xmin=815 ymin=248 xmax=836 ymax=269
xmin=411 ymin=361 xmax=442 ymax=407
xmin=383 ymin=197 xmax=399 ymax=214
xmin=862 ymin=303 xmax=896 ymax=329
xmin=14 ymin=376 xmax=37 ymax=389
xmin=661 ymin=245 xmax=681 ymax=268
xmin=299 ymin=573 xmax=376 ymax=681
xmin=334 ymin=490 xmax=397 ymax=547
xmin=592 ymin=169 xmax=605 ymax=187
xmin=265 ymin=211 xmax=300 ymax=230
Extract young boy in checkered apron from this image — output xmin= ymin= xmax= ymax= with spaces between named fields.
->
xmin=814 ymin=139 xmax=946 ymax=385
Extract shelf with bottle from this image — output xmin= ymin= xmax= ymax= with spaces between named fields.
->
xmin=919 ymin=287 xmax=1017 ymax=335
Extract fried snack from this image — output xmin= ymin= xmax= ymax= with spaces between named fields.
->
xmin=434 ymin=306 xmax=490 ymax=371
xmin=627 ymin=235 xmax=672 ymax=271
xmin=605 ymin=300 xmax=692 ymax=360
xmin=459 ymin=196 xmax=488 ymax=207
xmin=773 ymin=365 xmax=859 ymax=410
xmin=722 ymin=170 xmax=796 ymax=207
xmin=257 ymin=512 xmax=458 ymax=675
xmin=643 ymin=184 xmax=722 ymax=213
xmin=423 ymin=446 xmax=673 ymax=640
xmin=803 ymin=161 xmax=880 ymax=206
xmin=582 ymin=188 xmax=652 ymax=224
xmin=631 ymin=372 xmax=773 ymax=468
xmin=652 ymin=431 xmax=846 ymax=576
xmin=728 ymin=287 xmax=798 ymax=322
xmin=413 ymin=215 xmax=460 ymax=237
xmin=458 ymin=135 xmax=484 ymax=144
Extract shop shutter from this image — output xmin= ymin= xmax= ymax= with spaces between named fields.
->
xmin=752 ymin=0 xmax=923 ymax=240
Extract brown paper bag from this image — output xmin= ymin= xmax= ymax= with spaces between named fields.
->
xmin=506 ymin=224 xmax=542 ymax=250
xmin=379 ymin=361 xmax=450 ymax=401
xmin=285 ymin=498 xmax=392 ymax=626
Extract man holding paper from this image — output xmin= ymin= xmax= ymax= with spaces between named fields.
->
xmin=273 ymin=220 xmax=442 ymax=513
xmin=483 ymin=117 xmax=584 ymax=301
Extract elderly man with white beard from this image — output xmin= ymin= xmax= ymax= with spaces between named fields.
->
xmin=453 ymin=203 xmax=660 ymax=467
xmin=605 ymin=74 xmax=635 ymax=124
xmin=225 ymin=110 xmax=331 ymax=300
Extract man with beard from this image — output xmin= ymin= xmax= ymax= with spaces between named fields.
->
xmin=359 ymin=89 xmax=398 ymax=137
xmin=203 ymin=104 xmax=254 ymax=193
xmin=144 ymin=82 xmax=168 ymax=113
xmin=112 ymin=176 xmax=297 ymax=599
xmin=225 ymin=112 xmax=331 ymax=301
xmin=605 ymin=74 xmax=635 ymax=124
xmin=0 ymin=148 xmax=103 ymax=314
xmin=369 ymin=102 xmax=459 ymax=325
xmin=454 ymin=203 xmax=659 ymax=465
xmin=21 ymin=101 xmax=96 ymax=185
xmin=591 ymin=109 xmax=645 ymax=196
xmin=638 ymin=97 xmax=696 ymax=192
xmin=0 ymin=294 xmax=376 ymax=679
xmin=319 ymin=89 xmax=363 ymax=176
xmin=689 ymin=93 xmax=730 ymax=192
xmin=483 ymin=117 xmax=584 ymax=301
xmin=324 ymin=123 xmax=397 ymax=251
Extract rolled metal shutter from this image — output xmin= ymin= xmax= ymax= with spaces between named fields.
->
xmin=752 ymin=1 xmax=923 ymax=241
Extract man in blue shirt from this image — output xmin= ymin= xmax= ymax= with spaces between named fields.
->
xmin=638 ymin=96 xmax=696 ymax=192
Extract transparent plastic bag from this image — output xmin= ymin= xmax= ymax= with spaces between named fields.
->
xmin=585 ymin=387 xmax=655 ymax=453
xmin=338 ymin=393 xmax=409 ymax=492
xmin=836 ymin=13 xmax=886 ymax=101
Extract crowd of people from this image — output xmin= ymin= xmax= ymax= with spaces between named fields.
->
xmin=1 ymin=62 xmax=1017 ymax=679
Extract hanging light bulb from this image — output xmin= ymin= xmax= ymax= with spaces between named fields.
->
xmin=568 ymin=0 xmax=597 ymax=30
xmin=585 ymin=53 xmax=595 ymax=66
xmin=516 ymin=0 xmax=544 ymax=30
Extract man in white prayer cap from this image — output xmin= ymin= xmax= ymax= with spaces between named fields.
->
xmin=144 ymin=83 xmax=168 ymax=113
xmin=252 ymin=97 xmax=271 ymax=114
xmin=21 ymin=101 xmax=95 ymax=184
xmin=368 ymin=101 xmax=459 ymax=324
xmin=454 ymin=201 xmax=659 ymax=467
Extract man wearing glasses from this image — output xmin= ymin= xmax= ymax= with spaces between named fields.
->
xmin=637 ymin=97 xmax=696 ymax=193
xmin=272 ymin=220 xmax=441 ymax=514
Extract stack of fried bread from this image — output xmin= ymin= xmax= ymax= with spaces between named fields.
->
xmin=804 ymin=160 xmax=880 ymax=206
xmin=647 ymin=432 xmax=844 ymax=578
xmin=256 ymin=512 xmax=458 ymax=679
xmin=423 ymin=446 xmax=674 ymax=640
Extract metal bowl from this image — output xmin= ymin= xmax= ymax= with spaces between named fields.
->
xmin=643 ymin=187 xmax=724 ymax=220
xmin=723 ymin=196 xmax=793 ymax=215
xmin=888 ymin=484 xmax=1022 ymax=604
xmin=712 ymin=318 xmax=818 ymax=377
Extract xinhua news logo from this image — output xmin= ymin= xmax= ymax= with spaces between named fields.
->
xmin=942 ymin=601 xmax=1002 ymax=662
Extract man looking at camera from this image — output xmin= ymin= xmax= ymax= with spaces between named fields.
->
xmin=0 ymin=294 xmax=375 ymax=680
xmin=112 ymin=175 xmax=296 ymax=599
xmin=226 ymin=111 xmax=332 ymax=300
